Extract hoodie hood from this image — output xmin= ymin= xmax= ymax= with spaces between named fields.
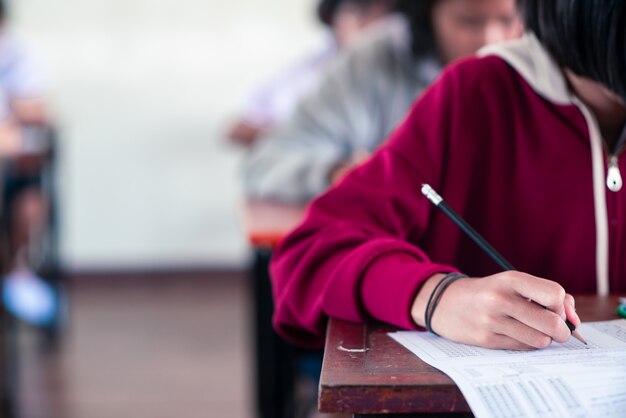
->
xmin=478 ymin=33 xmax=572 ymax=105
xmin=480 ymin=33 xmax=611 ymax=297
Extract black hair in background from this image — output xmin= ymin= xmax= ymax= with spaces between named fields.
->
xmin=317 ymin=0 xmax=399 ymax=27
xmin=318 ymin=0 xmax=439 ymax=57
xmin=521 ymin=0 xmax=626 ymax=101
xmin=397 ymin=0 xmax=439 ymax=57
xmin=318 ymin=0 xmax=342 ymax=26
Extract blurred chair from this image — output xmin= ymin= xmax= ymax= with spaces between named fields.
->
xmin=0 ymin=303 xmax=11 ymax=417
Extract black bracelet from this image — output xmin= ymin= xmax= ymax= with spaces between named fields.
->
xmin=424 ymin=274 xmax=454 ymax=325
xmin=426 ymin=273 xmax=468 ymax=336
xmin=425 ymin=274 xmax=458 ymax=335
xmin=424 ymin=272 xmax=468 ymax=336
xmin=424 ymin=272 xmax=459 ymax=334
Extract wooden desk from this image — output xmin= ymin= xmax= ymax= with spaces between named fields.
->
xmin=320 ymin=295 xmax=622 ymax=417
xmin=241 ymin=200 xmax=307 ymax=418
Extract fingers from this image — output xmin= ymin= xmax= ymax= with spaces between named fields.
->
xmin=564 ymin=294 xmax=581 ymax=329
xmin=507 ymin=272 xmax=566 ymax=314
xmin=426 ymin=272 xmax=578 ymax=350
xmin=504 ymin=296 xmax=571 ymax=343
xmin=485 ymin=272 xmax=574 ymax=344
xmin=494 ymin=316 xmax=554 ymax=348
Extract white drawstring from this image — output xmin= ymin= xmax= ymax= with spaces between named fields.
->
xmin=573 ymin=97 xmax=610 ymax=297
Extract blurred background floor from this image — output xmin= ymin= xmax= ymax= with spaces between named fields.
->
xmin=14 ymin=273 xmax=252 ymax=418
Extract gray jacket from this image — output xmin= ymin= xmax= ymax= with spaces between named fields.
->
xmin=243 ymin=16 xmax=441 ymax=202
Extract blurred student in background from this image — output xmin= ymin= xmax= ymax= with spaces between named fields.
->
xmin=244 ymin=0 xmax=523 ymax=202
xmin=271 ymin=0 xmax=625 ymax=351
xmin=0 ymin=0 xmax=57 ymax=327
xmin=227 ymin=0 xmax=399 ymax=147
xmin=0 ymin=2 xmax=47 ymax=126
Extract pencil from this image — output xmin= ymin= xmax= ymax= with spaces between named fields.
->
xmin=420 ymin=183 xmax=587 ymax=345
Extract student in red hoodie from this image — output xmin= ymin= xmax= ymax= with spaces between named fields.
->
xmin=270 ymin=0 xmax=626 ymax=351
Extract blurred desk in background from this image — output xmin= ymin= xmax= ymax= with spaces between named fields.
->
xmin=319 ymin=295 xmax=622 ymax=417
xmin=242 ymin=199 xmax=307 ymax=249
xmin=241 ymin=199 xmax=307 ymax=418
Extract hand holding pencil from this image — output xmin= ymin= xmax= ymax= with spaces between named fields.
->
xmin=409 ymin=184 xmax=585 ymax=350
xmin=412 ymin=270 xmax=581 ymax=350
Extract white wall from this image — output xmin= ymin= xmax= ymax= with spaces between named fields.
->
xmin=8 ymin=0 xmax=322 ymax=271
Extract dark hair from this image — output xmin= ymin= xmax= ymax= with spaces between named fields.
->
xmin=0 ymin=1 xmax=5 ymax=20
xmin=397 ymin=0 xmax=439 ymax=57
xmin=521 ymin=0 xmax=626 ymax=101
xmin=317 ymin=0 xmax=398 ymax=27
xmin=319 ymin=0 xmax=439 ymax=56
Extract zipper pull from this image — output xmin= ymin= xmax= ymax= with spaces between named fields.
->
xmin=607 ymin=156 xmax=623 ymax=192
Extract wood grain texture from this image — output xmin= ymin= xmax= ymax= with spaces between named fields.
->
xmin=320 ymin=295 xmax=622 ymax=416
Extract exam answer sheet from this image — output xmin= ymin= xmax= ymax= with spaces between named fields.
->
xmin=390 ymin=319 xmax=626 ymax=418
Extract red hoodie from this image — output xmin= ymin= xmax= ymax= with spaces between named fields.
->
xmin=270 ymin=34 xmax=626 ymax=349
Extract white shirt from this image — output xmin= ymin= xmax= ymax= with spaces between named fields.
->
xmin=0 ymin=33 xmax=46 ymax=108
xmin=240 ymin=37 xmax=337 ymax=128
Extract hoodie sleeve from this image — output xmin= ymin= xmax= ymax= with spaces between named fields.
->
xmin=269 ymin=63 xmax=465 ymax=348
